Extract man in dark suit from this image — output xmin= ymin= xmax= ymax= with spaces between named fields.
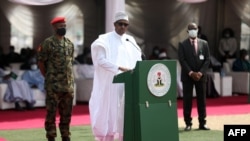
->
xmin=178 ymin=22 xmax=211 ymax=131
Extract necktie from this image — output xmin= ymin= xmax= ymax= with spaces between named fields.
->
xmin=191 ymin=40 xmax=197 ymax=54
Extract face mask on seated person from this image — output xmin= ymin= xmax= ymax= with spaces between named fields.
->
xmin=245 ymin=55 xmax=249 ymax=61
xmin=31 ymin=64 xmax=38 ymax=70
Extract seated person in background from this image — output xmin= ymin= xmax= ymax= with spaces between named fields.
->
xmin=158 ymin=48 xmax=170 ymax=60
xmin=2 ymin=45 xmax=22 ymax=66
xmin=198 ymin=25 xmax=208 ymax=42
xmin=20 ymin=49 xmax=37 ymax=70
xmin=21 ymin=61 xmax=45 ymax=92
xmin=149 ymin=45 xmax=160 ymax=60
xmin=209 ymin=55 xmax=222 ymax=72
xmin=76 ymin=52 xmax=94 ymax=79
xmin=232 ymin=49 xmax=250 ymax=72
xmin=0 ymin=68 xmax=35 ymax=111
xmin=75 ymin=47 xmax=91 ymax=64
xmin=218 ymin=28 xmax=237 ymax=63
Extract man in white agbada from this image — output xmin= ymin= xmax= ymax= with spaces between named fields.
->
xmin=0 ymin=68 xmax=35 ymax=110
xmin=89 ymin=11 xmax=142 ymax=141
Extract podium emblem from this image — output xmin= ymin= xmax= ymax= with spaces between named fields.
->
xmin=147 ymin=63 xmax=171 ymax=97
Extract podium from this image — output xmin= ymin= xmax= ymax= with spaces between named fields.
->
xmin=113 ymin=60 xmax=179 ymax=141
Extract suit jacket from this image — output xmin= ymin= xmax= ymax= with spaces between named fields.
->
xmin=178 ymin=38 xmax=210 ymax=82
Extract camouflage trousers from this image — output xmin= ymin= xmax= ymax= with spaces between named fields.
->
xmin=44 ymin=91 xmax=74 ymax=138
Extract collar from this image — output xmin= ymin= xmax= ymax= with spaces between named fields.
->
xmin=112 ymin=31 xmax=127 ymax=41
xmin=189 ymin=37 xmax=197 ymax=42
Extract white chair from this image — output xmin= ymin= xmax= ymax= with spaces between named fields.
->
xmin=223 ymin=59 xmax=250 ymax=94
xmin=75 ymin=79 xmax=93 ymax=102
xmin=73 ymin=65 xmax=93 ymax=102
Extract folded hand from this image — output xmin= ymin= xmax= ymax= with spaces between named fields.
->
xmin=191 ymin=72 xmax=201 ymax=81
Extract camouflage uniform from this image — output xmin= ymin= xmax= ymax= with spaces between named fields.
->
xmin=37 ymin=35 xmax=74 ymax=138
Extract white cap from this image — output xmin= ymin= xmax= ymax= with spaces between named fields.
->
xmin=114 ymin=11 xmax=129 ymax=22
xmin=159 ymin=52 xmax=167 ymax=58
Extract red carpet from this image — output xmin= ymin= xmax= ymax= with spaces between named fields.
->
xmin=0 ymin=138 xmax=6 ymax=141
xmin=177 ymin=95 xmax=250 ymax=116
xmin=0 ymin=95 xmax=249 ymax=130
xmin=0 ymin=103 xmax=90 ymax=130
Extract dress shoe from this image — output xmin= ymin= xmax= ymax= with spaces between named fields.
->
xmin=25 ymin=101 xmax=35 ymax=110
xmin=47 ymin=137 xmax=55 ymax=141
xmin=199 ymin=125 xmax=210 ymax=130
xmin=62 ymin=137 xmax=70 ymax=141
xmin=184 ymin=125 xmax=192 ymax=131
xmin=15 ymin=102 xmax=24 ymax=111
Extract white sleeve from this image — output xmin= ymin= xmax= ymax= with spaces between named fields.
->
xmin=91 ymin=44 xmax=119 ymax=74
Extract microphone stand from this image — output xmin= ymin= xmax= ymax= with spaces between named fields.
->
xmin=126 ymin=39 xmax=146 ymax=60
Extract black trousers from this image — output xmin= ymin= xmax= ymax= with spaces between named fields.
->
xmin=182 ymin=79 xmax=207 ymax=126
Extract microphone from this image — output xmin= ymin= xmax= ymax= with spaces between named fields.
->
xmin=126 ymin=38 xmax=146 ymax=60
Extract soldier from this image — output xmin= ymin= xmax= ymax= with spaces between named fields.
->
xmin=37 ymin=16 xmax=74 ymax=141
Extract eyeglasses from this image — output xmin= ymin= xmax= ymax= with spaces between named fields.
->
xmin=117 ymin=22 xmax=129 ymax=27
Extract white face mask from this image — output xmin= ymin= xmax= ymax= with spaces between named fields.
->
xmin=188 ymin=29 xmax=198 ymax=38
xmin=245 ymin=55 xmax=249 ymax=60
xmin=31 ymin=64 xmax=38 ymax=70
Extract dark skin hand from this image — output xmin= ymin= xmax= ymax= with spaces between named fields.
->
xmin=191 ymin=72 xmax=201 ymax=81
xmin=3 ymin=74 xmax=11 ymax=80
xmin=118 ymin=66 xmax=131 ymax=72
